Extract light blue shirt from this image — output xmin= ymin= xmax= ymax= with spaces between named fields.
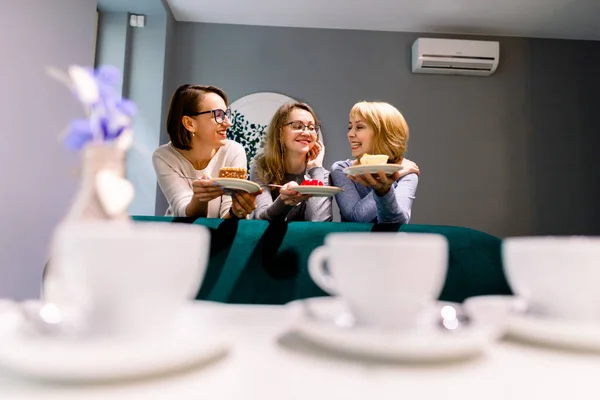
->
xmin=330 ymin=159 xmax=418 ymax=224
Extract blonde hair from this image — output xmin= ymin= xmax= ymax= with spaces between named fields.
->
xmin=254 ymin=102 xmax=320 ymax=186
xmin=350 ymin=101 xmax=409 ymax=162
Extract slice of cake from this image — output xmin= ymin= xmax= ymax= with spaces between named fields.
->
xmin=218 ymin=167 xmax=247 ymax=179
xmin=359 ymin=153 xmax=389 ymax=165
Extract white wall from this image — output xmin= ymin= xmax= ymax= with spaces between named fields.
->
xmin=0 ymin=0 xmax=98 ymax=299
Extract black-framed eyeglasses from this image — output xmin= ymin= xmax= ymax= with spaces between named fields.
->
xmin=192 ymin=108 xmax=232 ymax=124
xmin=284 ymin=121 xmax=320 ymax=135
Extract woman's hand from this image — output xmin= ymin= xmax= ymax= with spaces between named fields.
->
xmin=398 ymin=158 xmax=420 ymax=177
xmin=349 ymin=158 xmax=420 ymax=196
xmin=230 ymin=190 xmax=262 ymax=219
xmin=307 ymin=141 xmax=325 ymax=169
xmin=279 ymin=181 xmax=311 ymax=206
xmin=349 ymin=171 xmax=397 ymax=196
xmin=192 ymin=177 xmax=224 ymax=203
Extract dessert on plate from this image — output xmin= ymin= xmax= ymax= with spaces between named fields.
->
xmin=359 ymin=154 xmax=389 ymax=165
xmin=344 ymin=153 xmax=400 ymax=178
xmin=218 ymin=167 xmax=247 ymax=180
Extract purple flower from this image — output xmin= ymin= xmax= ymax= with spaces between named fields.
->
xmin=117 ymin=99 xmax=137 ymax=117
xmin=95 ymin=65 xmax=121 ymax=88
xmin=64 ymin=119 xmax=94 ymax=150
xmin=61 ymin=65 xmax=136 ymax=150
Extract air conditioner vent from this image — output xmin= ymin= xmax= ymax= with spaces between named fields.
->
xmin=412 ymin=38 xmax=500 ymax=76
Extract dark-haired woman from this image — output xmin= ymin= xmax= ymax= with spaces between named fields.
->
xmin=153 ymin=84 xmax=260 ymax=219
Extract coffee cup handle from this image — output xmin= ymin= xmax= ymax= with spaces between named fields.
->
xmin=308 ymin=246 xmax=338 ymax=295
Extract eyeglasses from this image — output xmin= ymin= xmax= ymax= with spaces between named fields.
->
xmin=193 ymin=108 xmax=232 ymax=124
xmin=284 ymin=121 xmax=320 ymax=135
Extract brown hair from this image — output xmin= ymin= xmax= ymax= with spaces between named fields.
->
xmin=350 ymin=101 xmax=409 ymax=162
xmin=254 ymin=102 xmax=319 ymax=186
xmin=166 ymin=84 xmax=229 ymax=150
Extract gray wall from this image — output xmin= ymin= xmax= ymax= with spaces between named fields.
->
xmin=125 ymin=11 xmax=168 ymax=215
xmin=528 ymin=40 xmax=600 ymax=236
xmin=95 ymin=0 xmax=172 ymax=216
xmin=95 ymin=1 xmax=170 ymax=216
xmin=162 ymin=22 xmax=600 ymax=238
xmin=98 ymin=0 xmax=165 ymax=14
xmin=0 ymin=0 xmax=97 ymax=299
xmin=95 ymin=12 xmax=129 ymax=94
xmin=154 ymin=3 xmax=177 ymax=215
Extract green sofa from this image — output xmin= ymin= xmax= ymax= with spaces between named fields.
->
xmin=132 ymin=216 xmax=512 ymax=304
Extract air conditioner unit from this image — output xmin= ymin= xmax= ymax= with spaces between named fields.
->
xmin=412 ymin=38 xmax=499 ymax=76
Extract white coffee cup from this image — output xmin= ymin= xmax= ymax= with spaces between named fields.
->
xmin=503 ymin=236 xmax=600 ymax=322
xmin=50 ymin=221 xmax=210 ymax=338
xmin=308 ymin=232 xmax=448 ymax=329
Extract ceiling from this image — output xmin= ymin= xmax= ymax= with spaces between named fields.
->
xmin=165 ymin=0 xmax=600 ymax=41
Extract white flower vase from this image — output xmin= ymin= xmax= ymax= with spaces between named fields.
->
xmin=43 ymin=140 xmax=135 ymax=304
xmin=65 ymin=143 xmax=133 ymax=221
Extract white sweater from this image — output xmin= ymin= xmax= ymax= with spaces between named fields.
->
xmin=152 ymin=140 xmax=247 ymax=218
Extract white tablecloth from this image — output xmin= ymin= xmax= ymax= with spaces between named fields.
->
xmin=1 ymin=301 xmax=598 ymax=400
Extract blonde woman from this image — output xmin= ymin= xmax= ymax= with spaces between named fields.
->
xmin=330 ymin=101 xmax=420 ymax=223
xmin=250 ymin=102 xmax=333 ymax=221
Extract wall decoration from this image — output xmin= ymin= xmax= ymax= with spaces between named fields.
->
xmin=228 ymin=92 xmax=296 ymax=167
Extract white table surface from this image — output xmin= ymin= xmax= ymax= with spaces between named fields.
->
xmin=1 ymin=300 xmax=599 ymax=400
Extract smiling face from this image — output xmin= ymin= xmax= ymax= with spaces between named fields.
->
xmin=183 ymin=92 xmax=232 ymax=149
xmin=256 ymin=102 xmax=320 ymax=185
xmin=347 ymin=115 xmax=375 ymax=159
xmin=347 ymin=101 xmax=410 ymax=162
xmin=282 ymin=108 xmax=317 ymax=155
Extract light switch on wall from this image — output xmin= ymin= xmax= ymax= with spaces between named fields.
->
xmin=129 ymin=14 xmax=146 ymax=28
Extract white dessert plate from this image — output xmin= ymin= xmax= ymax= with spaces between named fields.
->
xmin=213 ymin=178 xmax=261 ymax=194
xmin=293 ymin=186 xmax=344 ymax=197
xmin=343 ymin=164 xmax=403 ymax=176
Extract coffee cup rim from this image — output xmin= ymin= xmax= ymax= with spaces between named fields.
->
xmin=54 ymin=221 xmax=208 ymax=242
xmin=323 ymin=232 xmax=448 ymax=247
xmin=503 ymin=236 xmax=600 ymax=249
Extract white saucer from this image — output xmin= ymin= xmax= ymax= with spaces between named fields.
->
xmin=462 ymin=295 xmax=528 ymax=340
xmin=343 ymin=164 xmax=403 ymax=176
xmin=507 ymin=311 xmax=600 ymax=352
xmin=294 ymin=186 xmax=344 ymax=197
xmin=0 ymin=302 xmax=229 ymax=382
xmin=288 ymin=297 xmax=495 ymax=362
xmin=213 ymin=178 xmax=261 ymax=194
